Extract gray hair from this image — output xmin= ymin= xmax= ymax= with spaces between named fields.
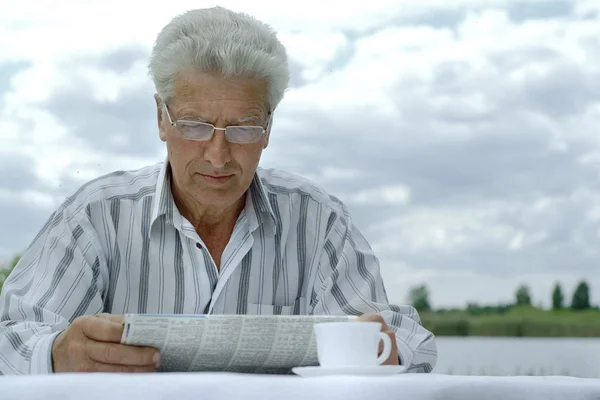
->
xmin=149 ymin=6 xmax=289 ymax=112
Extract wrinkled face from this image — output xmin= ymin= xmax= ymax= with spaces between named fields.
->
xmin=156 ymin=69 xmax=271 ymax=210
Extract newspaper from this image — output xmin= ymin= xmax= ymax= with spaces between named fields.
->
xmin=120 ymin=314 xmax=357 ymax=373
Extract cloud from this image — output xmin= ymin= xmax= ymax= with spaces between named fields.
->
xmin=0 ymin=154 xmax=62 ymax=259
xmin=0 ymin=61 xmax=31 ymax=107
xmin=507 ymin=0 xmax=574 ymax=22
xmin=42 ymin=68 xmax=160 ymax=157
xmin=263 ymin=5 xmax=600 ymax=307
xmin=0 ymin=0 xmax=599 ymax=308
xmin=348 ymin=185 xmax=411 ymax=206
xmin=0 ymin=154 xmax=41 ymax=191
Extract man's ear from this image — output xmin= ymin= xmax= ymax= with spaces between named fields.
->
xmin=154 ymin=93 xmax=167 ymax=142
xmin=154 ymin=94 xmax=167 ymax=142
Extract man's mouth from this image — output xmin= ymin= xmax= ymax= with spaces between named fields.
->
xmin=197 ymin=173 xmax=233 ymax=184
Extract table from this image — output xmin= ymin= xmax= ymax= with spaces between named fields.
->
xmin=3 ymin=372 xmax=600 ymax=400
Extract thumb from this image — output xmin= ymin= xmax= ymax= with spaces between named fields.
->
xmin=96 ymin=313 xmax=125 ymax=325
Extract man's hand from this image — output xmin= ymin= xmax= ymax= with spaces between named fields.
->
xmin=52 ymin=313 xmax=160 ymax=373
xmin=357 ymin=313 xmax=400 ymax=365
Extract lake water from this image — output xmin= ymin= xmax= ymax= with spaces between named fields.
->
xmin=432 ymin=337 xmax=600 ymax=378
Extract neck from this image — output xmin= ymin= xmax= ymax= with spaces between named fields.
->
xmin=176 ymin=190 xmax=245 ymax=230
xmin=171 ymin=181 xmax=245 ymax=238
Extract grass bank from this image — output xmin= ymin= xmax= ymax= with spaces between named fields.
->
xmin=420 ymin=307 xmax=600 ymax=337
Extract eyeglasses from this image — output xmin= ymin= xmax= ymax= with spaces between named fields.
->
xmin=164 ymin=104 xmax=270 ymax=144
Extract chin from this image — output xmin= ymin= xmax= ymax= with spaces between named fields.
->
xmin=194 ymin=189 xmax=243 ymax=208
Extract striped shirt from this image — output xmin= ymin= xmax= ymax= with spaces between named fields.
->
xmin=0 ymin=159 xmax=437 ymax=375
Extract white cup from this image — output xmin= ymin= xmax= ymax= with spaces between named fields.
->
xmin=313 ymin=321 xmax=392 ymax=368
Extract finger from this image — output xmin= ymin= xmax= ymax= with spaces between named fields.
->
xmin=357 ymin=313 xmax=385 ymax=325
xmin=87 ymin=341 xmax=160 ymax=367
xmin=96 ymin=313 xmax=125 ymax=325
xmin=80 ymin=316 xmax=124 ymax=343
xmin=358 ymin=313 xmax=391 ymax=333
xmin=88 ymin=360 xmax=158 ymax=373
xmin=378 ymin=329 xmax=396 ymax=354
xmin=380 ymin=329 xmax=400 ymax=365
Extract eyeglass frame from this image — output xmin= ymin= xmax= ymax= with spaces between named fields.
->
xmin=163 ymin=103 xmax=272 ymax=144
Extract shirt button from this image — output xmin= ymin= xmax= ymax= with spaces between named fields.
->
xmin=196 ymin=243 xmax=202 ymax=249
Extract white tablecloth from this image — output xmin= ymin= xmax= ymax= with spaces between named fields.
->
xmin=3 ymin=372 xmax=600 ymax=400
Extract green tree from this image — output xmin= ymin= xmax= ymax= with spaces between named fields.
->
xmin=515 ymin=284 xmax=532 ymax=307
xmin=0 ymin=255 xmax=20 ymax=293
xmin=571 ymin=280 xmax=591 ymax=310
xmin=409 ymin=284 xmax=431 ymax=312
xmin=552 ymin=282 xmax=564 ymax=310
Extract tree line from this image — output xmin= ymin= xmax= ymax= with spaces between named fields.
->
xmin=409 ymin=280 xmax=594 ymax=314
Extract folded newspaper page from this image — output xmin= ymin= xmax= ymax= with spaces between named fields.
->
xmin=120 ymin=314 xmax=356 ymax=373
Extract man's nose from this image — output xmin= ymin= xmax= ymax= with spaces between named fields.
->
xmin=203 ymin=128 xmax=232 ymax=169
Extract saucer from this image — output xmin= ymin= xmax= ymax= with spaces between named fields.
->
xmin=292 ymin=365 xmax=407 ymax=377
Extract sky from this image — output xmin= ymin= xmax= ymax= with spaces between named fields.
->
xmin=0 ymin=0 xmax=599 ymax=309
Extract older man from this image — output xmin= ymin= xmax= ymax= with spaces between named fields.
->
xmin=0 ymin=7 xmax=437 ymax=375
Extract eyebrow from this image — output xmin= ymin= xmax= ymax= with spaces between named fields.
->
xmin=179 ymin=114 xmax=262 ymax=124
xmin=236 ymin=115 xmax=261 ymax=123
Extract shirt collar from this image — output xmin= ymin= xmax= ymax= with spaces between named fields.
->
xmin=150 ymin=156 xmax=176 ymax=225
xmin=151 ymin=158 xmax=277 ymax=236
xmin=245 ymin=169 xmax=277 ymax=235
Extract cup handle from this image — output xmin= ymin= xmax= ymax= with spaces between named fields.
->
xmin=376 ymin=332 xmax=392 ymax=365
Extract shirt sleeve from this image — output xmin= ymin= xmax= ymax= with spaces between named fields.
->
xmin=0 ymin=205 xmax=106 ymax=375
xmin=309 ymin=203 xmax=438 ymax=373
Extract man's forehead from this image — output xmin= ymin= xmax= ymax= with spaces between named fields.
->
xmin=171 ymin=72 xmax=269 ymax=120
xmin=173 ymin=102 xmax=266 ymax=123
